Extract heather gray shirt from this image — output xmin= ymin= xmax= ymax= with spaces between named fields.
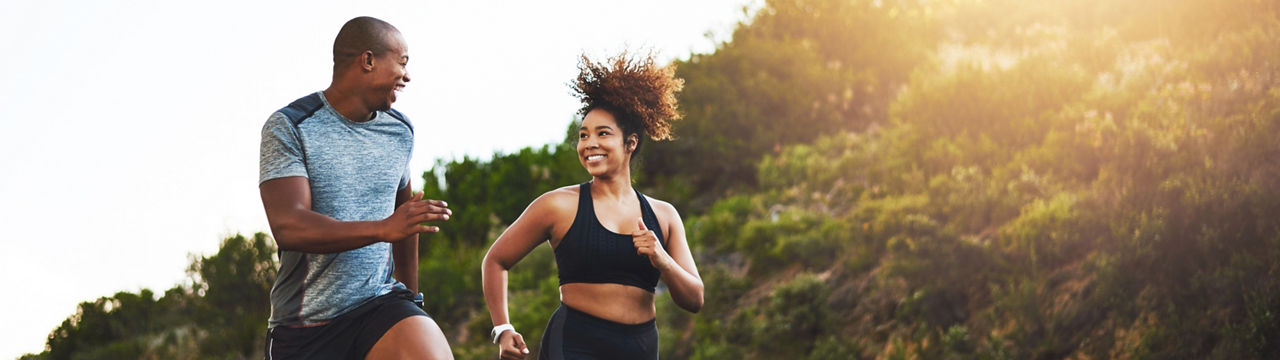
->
xmin=259 ymin=91 xmax=413 ymax=328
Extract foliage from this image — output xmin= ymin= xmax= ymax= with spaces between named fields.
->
xmin=641 ymin=0 xmax=939 ymax=212
xmin=673 ymin=0 xmax=1280 ymax=358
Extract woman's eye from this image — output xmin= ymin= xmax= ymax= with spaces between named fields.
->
xmin=598 ymin=131 xmax=609 ymax=136
xmin=579 ymin=133 xmax=587 ymax=139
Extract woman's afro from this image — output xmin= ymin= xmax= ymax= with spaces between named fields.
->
xmin=571 ymin=51 xmax=684 ymax=141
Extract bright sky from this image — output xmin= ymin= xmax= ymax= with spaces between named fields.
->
xmin=0 ymin=0 xmax=757 ymax=357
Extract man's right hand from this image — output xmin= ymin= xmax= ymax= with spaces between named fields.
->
xmin=382 ymin=191 xmax=451 ymax=242
xmin=497 ymin=330 xmax=529 ymax=360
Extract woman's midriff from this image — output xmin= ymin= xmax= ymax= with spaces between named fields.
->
xmin=559 ymin=283 xmax=656 ymax=324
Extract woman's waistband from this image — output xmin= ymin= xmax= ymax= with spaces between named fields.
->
xmin=558 ymin=303 xmax=656 ymax=335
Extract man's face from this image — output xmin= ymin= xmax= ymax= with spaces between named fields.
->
xmin=367 ymin=32 xmax=410 ymax=111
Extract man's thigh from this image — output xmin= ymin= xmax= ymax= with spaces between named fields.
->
xmin=365 ymin=315 xmax=453 ymax=360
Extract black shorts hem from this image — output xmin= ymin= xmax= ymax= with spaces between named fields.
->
xmin=265 ymin=288 xmax=429 ymax=360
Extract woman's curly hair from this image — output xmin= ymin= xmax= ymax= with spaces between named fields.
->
xmin=571 ymin=51 xmax=684 ymax=155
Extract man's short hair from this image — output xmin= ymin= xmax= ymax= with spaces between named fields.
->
xmin=333 ymin=16 xmax=400 ymax=68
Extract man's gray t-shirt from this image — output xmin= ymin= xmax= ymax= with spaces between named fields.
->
xmin=259 ymin=91 xmax=413 ymax=328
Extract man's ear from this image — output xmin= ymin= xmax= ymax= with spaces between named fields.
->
xmin=361 ymin=50 xmax=376 ymax=72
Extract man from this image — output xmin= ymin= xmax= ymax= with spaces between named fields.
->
xmin=258 ymin=16 xmax=453 ymax=359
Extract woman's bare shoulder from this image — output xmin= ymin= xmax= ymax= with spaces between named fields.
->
xmin=528 ymin=184 xmax=582 ymax=214
xmin=642 ymin=195 xmax=679 ymax=217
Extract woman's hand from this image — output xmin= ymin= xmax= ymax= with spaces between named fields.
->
xmin=633 ymin=218 xmax=673 ymax=271
xmin=497 ymin=330 xmax=529 ymax=360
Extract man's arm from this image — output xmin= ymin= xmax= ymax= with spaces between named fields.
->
xmin=260 ymin=176 xmax=450 ymax=254
xmin=392 ymin=181 xmax=422 ymax=293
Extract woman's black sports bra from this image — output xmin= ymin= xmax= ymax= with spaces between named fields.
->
xmin=555 ymin=181 xmax=666 ymax=293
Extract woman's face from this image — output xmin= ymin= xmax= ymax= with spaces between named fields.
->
xmin=577 ymin=108 xmax=635 ymax=178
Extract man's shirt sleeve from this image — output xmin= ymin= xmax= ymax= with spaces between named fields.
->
xmin=399 ymin=166 xmax=412 ymax=190
xmin=259 ymin=113 xmax=308 ymax=184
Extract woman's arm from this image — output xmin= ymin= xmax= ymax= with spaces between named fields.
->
xmin=634 ymin=201 xmax=704 ymax=313
xmin=482 ymin=189 xmax=573 ymax=359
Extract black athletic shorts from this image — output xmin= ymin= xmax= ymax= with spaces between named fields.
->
xmin=539 ymin=303 xmax=658 ymax=360
xmin=264 ymin=288 xmax=429 ymax=360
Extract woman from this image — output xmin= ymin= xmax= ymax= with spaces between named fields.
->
xmin=481 ymin=52 xmax=704 ymax=360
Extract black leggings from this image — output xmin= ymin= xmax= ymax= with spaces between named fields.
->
xmin=539 ymin=303 xmax=658 ymax=360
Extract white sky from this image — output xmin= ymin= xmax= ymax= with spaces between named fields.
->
xmin=0 ymin=0 xmax=757 ymax=357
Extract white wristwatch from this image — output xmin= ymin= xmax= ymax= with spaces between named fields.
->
xmin=491 ymin=324 xmax=516 ymax=344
